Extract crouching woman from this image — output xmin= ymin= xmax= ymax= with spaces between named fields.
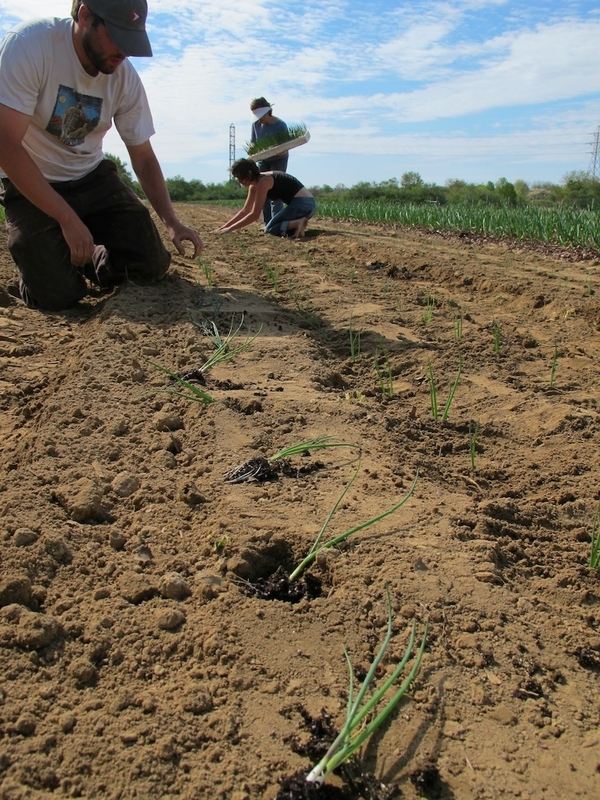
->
xmin=214 ymin=158 xmax=316 ymax=239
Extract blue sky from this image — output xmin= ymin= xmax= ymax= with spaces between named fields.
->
xmin=1 ymin=1 xmax=599 ymax=188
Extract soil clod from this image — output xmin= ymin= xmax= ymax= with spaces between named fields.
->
xmin=409 ymin=763 xmax=445 ymax=799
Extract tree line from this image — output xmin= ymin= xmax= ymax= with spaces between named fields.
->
xmin=105 ymin=154 xmax=600 ymax=210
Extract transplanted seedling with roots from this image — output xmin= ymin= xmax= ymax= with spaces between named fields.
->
xmin=293 ymin=586 xmax=427 ymax=790
xmin=288 ymin=468 xmax=418 ymax=582
xmin=145 ymin=362 xmax=216 ymax=405
xmin=145 ymin=314 xmax=260 ymax=405
xmin=590 ymin=500 xmax=600 ymax=571
xmin=187 ymin=313 xmax=262 ymax=376
xmin=223 ymin=436 xmax=361 ymax=484
xmin=238 ymin=466 xmax=417 ymax=606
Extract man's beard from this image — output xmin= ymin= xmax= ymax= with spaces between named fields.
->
xmin=81 ymin=28 xmax=120 ymax=75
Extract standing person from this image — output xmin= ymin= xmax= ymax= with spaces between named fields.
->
xmin=0 ymin=1 xmax=203 ymax=312
xmin=213 ymin=158 xmax=315 ymax=240
xmin=249 ymin=97 xmax=289 ymax=224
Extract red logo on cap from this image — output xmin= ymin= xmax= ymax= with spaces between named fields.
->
xmin=132 ymin=12 xmax=140 ymax=22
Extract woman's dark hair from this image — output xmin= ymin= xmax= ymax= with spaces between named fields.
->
xmin=231 ymin=159 xmax=260 ymax=183
xmin=250 ymin=97 xmax=271 ymax=111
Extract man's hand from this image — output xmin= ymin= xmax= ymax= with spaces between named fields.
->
xmin=0 ymin=103 xmax=95 ymax=261
xmin=128 ymin=142 xmax=204 ymax=260
xmin=59 ymin=214 xmax=96 ymax=266
xmin=168 ymin=222 xmax=203 ymax=259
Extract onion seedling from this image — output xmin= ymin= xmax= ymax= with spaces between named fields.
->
xmin=288 ymin=470 xmax=418 ymax=582
xmin=210 ymin=291 xmax=222 ymax=317
xmin=305 ymin=586 xmax=428 ymax=787
xmin=146 ymin=316 xmax=260 ymax=404
xmin=427 ymin=361 xmax=438 ymax=420
xmin=422 ymin=293 xmax=435 ymax=324
xmin=145 ymin=362 xmax=216 ymax=404
xmin=427 ymin=360 xmax=461 ymax=422
xmin=453 ymin=312 xmax=463 ymax=340
xmin=549 ymin=344 xmax=558 ymax=388
xmin=191 ymin=313 xmax=262 ymax=374
xmin=269 ymin=437 xmax=359 ymax=462
xmin=262 ymin=259 xmax=280 ymax=291
xmin=246 ymin=123 xmax=308 ymax=157
xmin=349 ymin=316 xmax=361 ymax=363
xmin=469 ymin=420 xmax=480 ymax=470
xmin=374 ymin=349 xmax=394 ymax=397
xmin=469 ymin=420 xmax=480 ymax=471
xmin=442 ymin=358 xmax=461 ymax=422
xmin=290 ymin=293 xmax=322 ymax=331
xmin=590 ymin=501 xmax=600 ymax=570
xmin=223 ymin=436 xmax=361 ymax=484
xmin=197 ymin=255 xmax=213 ymax=287
xmin=492 ymin=321 xmax=501 ymax=354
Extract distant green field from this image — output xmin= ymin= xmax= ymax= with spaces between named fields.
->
xmin=5 ymin=198 xmax=591 ymax=250
xmin=204 ymin=197 xmax=599 ymax=251
xmin=315 ymin=198 xmax=600 ymax=251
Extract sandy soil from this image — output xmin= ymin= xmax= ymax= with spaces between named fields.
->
xmin=1 ymin=204 xmax=600 ymax=800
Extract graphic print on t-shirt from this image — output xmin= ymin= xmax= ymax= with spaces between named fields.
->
xmin=45 ymin=85 xmax=103 ymax=147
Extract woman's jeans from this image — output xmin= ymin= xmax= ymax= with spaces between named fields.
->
xmin=264 ymin=197 xmax=316 ymax=236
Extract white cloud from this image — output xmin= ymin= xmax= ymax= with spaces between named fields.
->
xmin=1 ymin=1 xmax=599 ymax=185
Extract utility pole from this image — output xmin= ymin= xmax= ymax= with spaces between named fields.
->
xmin=229 ymin=124 xmax=236 ymax=176
xmin=589 ymin=126 xmax=600 ymax=179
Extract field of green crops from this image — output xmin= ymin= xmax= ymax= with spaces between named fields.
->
xmin=207 ymin=197 xmax=600 ymax=251
xmin=315 ymin=198 xmax=600 ymax=250
xmin=1 ymin=196 xmax=597 ymax=251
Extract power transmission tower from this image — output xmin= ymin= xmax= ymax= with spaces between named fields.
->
xmin=589 ymin=126 xmax=600 ymax=179
xmin=229 ymin=124 xmax=236 ymax=176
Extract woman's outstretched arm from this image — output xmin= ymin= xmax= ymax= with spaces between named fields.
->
xmin=213 ymin=177 xmax=272 ymax=233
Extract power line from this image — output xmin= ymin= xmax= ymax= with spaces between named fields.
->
xmin=589 ymin=127 xmax=600 ymax=178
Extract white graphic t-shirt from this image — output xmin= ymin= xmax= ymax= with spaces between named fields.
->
xmin=0 ymin=17 xmax=154 ymax=181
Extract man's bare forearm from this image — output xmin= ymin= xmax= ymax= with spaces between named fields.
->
xmin=0 ymin=143 xmax=79 ymax=226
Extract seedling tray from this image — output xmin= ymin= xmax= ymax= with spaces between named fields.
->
xmin=248 ymin=131 xmax=310 ymax=163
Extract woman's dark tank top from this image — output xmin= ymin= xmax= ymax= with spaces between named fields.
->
xmin=266 ymin=172 xmax=304 ymax=204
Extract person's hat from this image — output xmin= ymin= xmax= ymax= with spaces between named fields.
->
xmin=84 ymin=1 xmax=153 ymax=57
xmin=251 ymin=106 xmax=272 ymax=120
